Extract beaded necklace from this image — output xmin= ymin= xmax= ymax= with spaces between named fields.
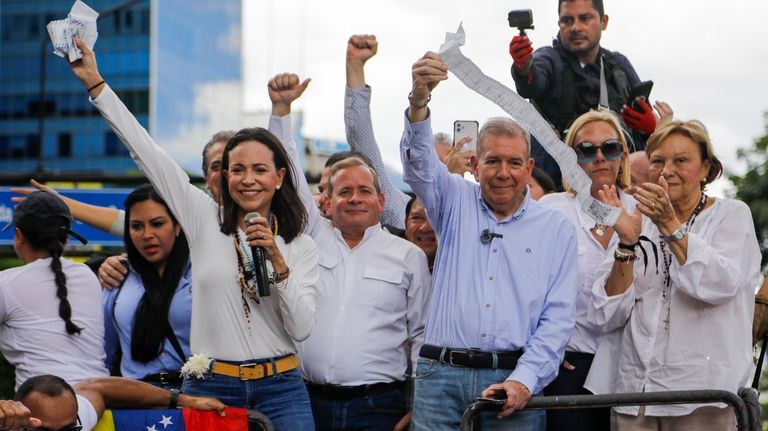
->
xmin=659 ymin=193 xmax=707 ymax=330
xmin=233 ymin=214 xmax=278 ymax=325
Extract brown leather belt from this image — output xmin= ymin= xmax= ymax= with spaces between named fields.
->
xmin=211 ymin=355 xmax=299 ymax=381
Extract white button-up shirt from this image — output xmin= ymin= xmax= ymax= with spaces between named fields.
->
xmin=587 ymin=198 xmax=760 ymax=416
xmin=270 ymin=115 xmax=432 ymax=386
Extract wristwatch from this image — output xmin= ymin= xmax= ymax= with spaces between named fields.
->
xmin=664 ymin=225 xmax=687 ymax=242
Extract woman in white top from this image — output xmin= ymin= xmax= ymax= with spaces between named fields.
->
xmin=65 ymin=38 xmax=319 ymax=429
xmin=593 ymin=119 xmax=760 ymax=429
xmin=539 ymin=110 xmax=634 ymax=431
xmin=0 ymin=191 xmax=108 ymax=390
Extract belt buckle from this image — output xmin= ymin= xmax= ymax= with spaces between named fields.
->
xmin=159 ymin=372 xmax=173 ymax=386
xmin=448 ymin=348 xmax=480 ymax=367
xmin=239 ymin=362 xmax=268 ymax=381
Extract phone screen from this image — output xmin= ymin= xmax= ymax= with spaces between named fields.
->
xmin=453 ymin=120 xmax=479 ymax=153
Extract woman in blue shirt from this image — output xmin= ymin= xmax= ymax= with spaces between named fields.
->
xmin=103 ymin=185 xmax=191 ymax=389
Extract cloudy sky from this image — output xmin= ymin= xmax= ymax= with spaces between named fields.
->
xmin=239 ymin=0 xmax=768 ymax=194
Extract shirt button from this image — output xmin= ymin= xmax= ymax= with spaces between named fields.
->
xmin=481 ymin=333 xmax=487 ymax=337
xmin=489 ymin=276 xmax=494 ymax=281
xmin=486 ymin=304 xmax=491 ymax=308
xmin=493 ymin=249 xmax=497 ymax=253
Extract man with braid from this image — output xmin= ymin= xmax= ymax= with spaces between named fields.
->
xmin=0 ymin=190 xmax=108 ymax=390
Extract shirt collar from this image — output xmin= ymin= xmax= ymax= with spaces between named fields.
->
xmin=331 ymin=222 xmax=383 ymax=247
xmin=477 ymin=185 xmax=531 ymax=224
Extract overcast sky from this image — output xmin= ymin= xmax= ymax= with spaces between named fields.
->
xmin=241 ymin=0 xmax=768 ymax=195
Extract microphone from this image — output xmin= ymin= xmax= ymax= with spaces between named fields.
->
xmin=480 ymin=229 xmax=504 ymax=245
xmin=244 ymin=212 xmax=271 ymax=297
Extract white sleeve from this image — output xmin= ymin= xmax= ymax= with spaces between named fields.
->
xmin=268 ymin=114 xmax=325 ymax=237
xmin=76 ymin=394 xmax=99 ymax=431
xmin=90 ymin=86 xmax=214 ymax=240
xmin=591 ymin=250 xmax=636 ymax=332
xmin=404 ymin=247 xmax=432 ymax=370
xmin=275 ymin=236 xmax=318 ymax=342
xmin=670 ymin=201 xmax=761 ymax=305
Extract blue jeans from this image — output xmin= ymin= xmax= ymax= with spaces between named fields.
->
xmin=181 ymin=366 xmax=314 ymax=430
xmin=310 ymin=386 xmax=407 ymax=431
xmin=412 ymin=358 xmax=545 ymax=431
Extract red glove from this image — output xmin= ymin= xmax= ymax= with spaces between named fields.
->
xmin=622 ymin=98 xmax=656 ymax=135
xmin=509 ymin=35 xmax=533 ymax=74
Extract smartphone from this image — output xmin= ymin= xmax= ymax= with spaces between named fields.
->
xmin=629 ymin=80 xmax=653 ymax=111
xmin=453 ymin=120 xmax=479 ymax=153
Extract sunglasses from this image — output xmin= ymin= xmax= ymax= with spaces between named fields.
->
xmin=574 ymin=139 xmax=624 ymax=163
xmin=5 ymin=416 xmax=82 ymax=431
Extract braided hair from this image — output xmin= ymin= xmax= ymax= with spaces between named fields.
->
xmin=18 ymin=223 xmax=82 ymax=335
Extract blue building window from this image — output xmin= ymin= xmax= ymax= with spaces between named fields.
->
xmin=58 ymin=132 xmax=72 ymax=157
xmin=104 ymin=131 xmax=129 ymax=156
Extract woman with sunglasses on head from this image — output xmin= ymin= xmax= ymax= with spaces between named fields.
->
xmin=0 ymin=191 xmax=109 ymax=391
xmin=538 ymin=110 xmax=635 ymax=431
xmin=102 ymin=185 xmax=191 ymax=390
xmin=64 ymin=38 xmax=318 ymax=429
xmin=592 ymin=120 xmax=760 ymax=429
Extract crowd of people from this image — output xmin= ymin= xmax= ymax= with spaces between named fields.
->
xmin=0 ymin=1 xmax=764 ymax=430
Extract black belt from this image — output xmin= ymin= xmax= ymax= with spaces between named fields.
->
xmin=305 ymin=380 xmax=405 ymax=400
xmin=142 ymin=371 xmax=183 ymax=386
xmin=420 ymin=344 xmax=522 ymax=369
xmin=564 ymin=351 xmax=595 ymax=362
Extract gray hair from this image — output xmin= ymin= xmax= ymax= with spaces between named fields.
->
xmin=201 ymin=130 xmax=236 ymax=175
xmin=478 ymin=117 xmax=531 ymax=156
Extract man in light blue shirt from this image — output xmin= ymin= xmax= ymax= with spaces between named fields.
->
xmin=400 ymin=51 xmax=578 ymax=430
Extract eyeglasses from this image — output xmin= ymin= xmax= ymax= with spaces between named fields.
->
xmin=574 ymin=139 xmax=623 ymax=163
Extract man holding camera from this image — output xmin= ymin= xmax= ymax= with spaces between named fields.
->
xmin=510 ymin=0 xmax=653 ymax=188
xmin=401 ymin=51 xmax=577 ymax=430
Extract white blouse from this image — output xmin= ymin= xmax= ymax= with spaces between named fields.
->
xmin=91 ymin=86 xmax=318 ymax=361
xmin=586 ymin=197 xmax=760 ymax=416
xmin=539 ymin=191 xmax=636 ymax=354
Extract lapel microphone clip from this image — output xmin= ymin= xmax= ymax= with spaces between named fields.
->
xmin=480 ymin=229 xmax=504 ymax=244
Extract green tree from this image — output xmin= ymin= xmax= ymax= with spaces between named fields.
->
xmin=730 ymin=112 xmax=768 ymax=266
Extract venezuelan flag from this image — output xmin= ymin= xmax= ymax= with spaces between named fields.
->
xmin=93 ymin=408 xmax=248 ymax=430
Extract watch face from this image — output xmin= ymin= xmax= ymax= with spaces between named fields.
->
xmin=668 ymin=227 xmax=686 ymax=241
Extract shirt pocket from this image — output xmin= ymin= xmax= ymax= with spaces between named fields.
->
xmin=317 ymin=252 xmax=340 ymax=299
xmin=362 ymin=266 xmax=406 ymax=313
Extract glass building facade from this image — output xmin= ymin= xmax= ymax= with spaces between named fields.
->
xmin=0 ymin=0 xmax=241 ymax=177
xmin=0 ymin=0 xmax=150 ymax=174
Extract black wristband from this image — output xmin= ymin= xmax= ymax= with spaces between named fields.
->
xmin=169 ymin=388 xmax=180 ymax=409
xmin=87 ymin=80 xmax=105 ymax=92
xmin=618 ymin=242 xmax=636 ymax=251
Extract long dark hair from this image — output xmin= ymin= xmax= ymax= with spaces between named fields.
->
xmin=218 ymin=127 xmax=307 ymax=242
xmin=123 ymin=185 xmax=189 ymax=363
xmin=17 ymin=214 xmax=82 ymax=336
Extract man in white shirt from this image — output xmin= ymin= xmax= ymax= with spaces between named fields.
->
xmin=0 ymin=374 xmax=225 ymax=431
xmin=267 ymin=73 xmax=432 ymax=431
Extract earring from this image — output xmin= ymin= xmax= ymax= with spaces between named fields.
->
xmin=276 ymin=184 xmax=281 ymax=190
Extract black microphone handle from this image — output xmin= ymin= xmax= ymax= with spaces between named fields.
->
xmin=244 ymin=211 xmax=271 ymax=297
xmin=251 ymin=245 xmax=271 ymax=297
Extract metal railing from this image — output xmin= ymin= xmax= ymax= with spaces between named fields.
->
xmin=460 ymin=389 xmax=760 ymax=431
